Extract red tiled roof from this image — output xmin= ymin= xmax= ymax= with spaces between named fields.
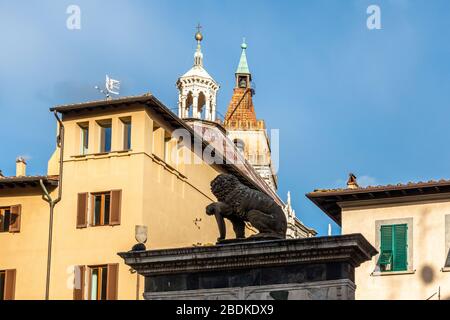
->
xmin=311 ymin=179 xmax=450 ymax=195
xmin=307 ymin=179 xmax=450 ymax=226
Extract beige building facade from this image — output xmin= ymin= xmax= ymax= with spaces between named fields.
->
xmin=308 ymin=177 xmax=450 ymax=300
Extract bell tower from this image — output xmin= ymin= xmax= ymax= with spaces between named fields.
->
xmin=224 ymin=40 xmax=258 ymax=129
xmin=177 ymin=26 xmax=219 ymax=121
xmin=224 ymin=40 xmax=278 ymax=190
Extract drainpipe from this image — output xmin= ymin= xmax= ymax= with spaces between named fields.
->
xmin=40 ymin=111 xmax=65 ymax=300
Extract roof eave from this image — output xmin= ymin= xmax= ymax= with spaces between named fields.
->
xmin=0 ymin=176 xmax=59 ymax=189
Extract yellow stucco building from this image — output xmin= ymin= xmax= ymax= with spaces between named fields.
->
xmin=308 ymin=175 xmax=450 ymax=300
xmin=0 ymin=94 xmax=275 ymax=300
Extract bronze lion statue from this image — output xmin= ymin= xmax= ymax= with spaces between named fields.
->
xmin=206 ymin=174 xmax=287 ymax=242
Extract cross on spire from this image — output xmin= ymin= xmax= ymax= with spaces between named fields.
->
xmin=196 ymin=23 xmax=202 ymax=34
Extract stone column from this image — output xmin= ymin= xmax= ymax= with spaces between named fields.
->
xmin=178 ymin=94 xmax=183 ymax=118
xmin=193 ymin=94 xmax=199 ymax=119
xmin=211 ymin=96 xmax=217 ymax=122
xmin=205 ymin=96 xmax=211 ymax=121
xmin=181 ymin=98 xmax=187 ymax=118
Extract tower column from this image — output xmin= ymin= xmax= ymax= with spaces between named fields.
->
xmin=205 ymin=96 xmax=211 ymax=121
xmin=178 ymin=94 xmax=183 ymax=118
xmin=193 ymin=94 xmax=199 ymax=118
xmin=211 ymin=96 xmax=217 ymax=121
xmin=181 ymin=98 xmax=187 ymax=118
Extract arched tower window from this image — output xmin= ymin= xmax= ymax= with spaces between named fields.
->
xmin=198 ymin=91 xmax=206 ymax=118
xmin=233 ymin=139 xmax=245 ymax=154
xmin=186 ymin=92 xmax=194 ymax=118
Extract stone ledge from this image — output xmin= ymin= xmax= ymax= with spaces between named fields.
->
xmin=118 ymin=234 xmax=377 ymax=277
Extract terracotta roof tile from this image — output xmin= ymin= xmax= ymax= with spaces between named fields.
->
xmin=312 ymin=179 xmax=450 ymax=194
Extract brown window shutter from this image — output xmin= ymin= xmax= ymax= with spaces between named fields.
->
xmin=106 ymin=264 xmax=119 ymax=300
xmin=77 ymin=193 xmax=88 ymax=228
xmin=9 ymin=205 xmax=21 ymax=233
xmin=73 ymin=266 xmax=85 ymax=300
xmin=110 ymin=190 xmax=122 ymax=226
xmin=87 ymin=267 xmax=93 ymax=300
xmin=4 ymin=269 xmax=16 ymax=300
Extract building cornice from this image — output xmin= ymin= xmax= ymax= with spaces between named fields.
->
xmin=118 ymin=234 xmax=377 ymax=276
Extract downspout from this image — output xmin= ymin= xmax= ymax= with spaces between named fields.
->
xmin=40 ymin=111 xmax=65 ymax=300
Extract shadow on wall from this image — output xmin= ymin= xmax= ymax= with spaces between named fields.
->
xmin=421 ymin=265 xmax=434 ymax=284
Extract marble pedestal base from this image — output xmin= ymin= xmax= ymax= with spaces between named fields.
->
xmin=119 ymin=234 xmax=377 ymax=300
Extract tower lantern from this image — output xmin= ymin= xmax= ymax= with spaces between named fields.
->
xmin=176 ymin=26 xmax=219 ymax=121
xmin=236 ymin=39 xmax=252 ymax=90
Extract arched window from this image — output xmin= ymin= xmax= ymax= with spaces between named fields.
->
xmin=233 ymin=139 xmax=245 ymax=154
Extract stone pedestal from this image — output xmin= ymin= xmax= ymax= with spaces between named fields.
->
xmin=118 ymin=234 xmax=377 ymax=300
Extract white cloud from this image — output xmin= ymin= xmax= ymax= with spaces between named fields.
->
xmin=357 ymin=175 xmax=378 ymax=187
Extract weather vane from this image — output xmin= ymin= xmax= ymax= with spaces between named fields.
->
xmin=95 ymin=75 xmax=121 ymax=100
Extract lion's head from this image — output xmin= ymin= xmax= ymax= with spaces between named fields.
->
xmin=210 ymin=174 xmax=240 ymax=202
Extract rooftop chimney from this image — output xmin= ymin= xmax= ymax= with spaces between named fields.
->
xmin=16 ymin=157 xmax=27 ymax=177
xmin=347 ymin=173 xmax=359 ymax=189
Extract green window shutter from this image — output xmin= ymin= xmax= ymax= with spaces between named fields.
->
xmin=379 ymin=225 xmax=393 ymax=270
xmin=445 ymin=250 xmax=450 ymax=268
xmin=393 ymin=224 xmax=408 ymax=271
xmin=380 ymin=225 xmax=393 ymax=252
xmin=379 ymin=251 xmax=392 ymax=265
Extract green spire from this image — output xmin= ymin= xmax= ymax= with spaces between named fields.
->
xmin=236 ymin=38 xmax=250 ymax=74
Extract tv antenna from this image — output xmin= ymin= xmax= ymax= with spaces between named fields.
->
xmin=95 ymin=75 xmax=121 ymax=100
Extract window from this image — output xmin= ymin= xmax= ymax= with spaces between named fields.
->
xmin=0 ymin=206 xmax=21 ymax=233
xmin=99 ymin=121 xmax=112 ymax=153
xmin=238 ymin=76 xmax=248 ymax=88
xmin=89 ymin=266 xmax=108 ymax=300
xmin=79 ymin=123 xmax=89 ymax=155
xmin=378 ymin=224 xmax=408 ymax=272
xmin=91 ymin=192 xmax=111 ymax=226
xmin=122 ymin=118 xmax=132 ymax=150
xmin=0 ymin=208 xmax=11 ymax=233
xmin=76 ymin=191 xmax=121 ymax=229
xmin=73 ymin=264 xmax=118 ymax=300
xmin=0 ymin=270 xmax=16 ymax=300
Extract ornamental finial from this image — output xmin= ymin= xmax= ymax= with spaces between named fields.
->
xmin=241 ymin=37 xmax=247 ymax=50
xmin=195 ymin=23 xmax=203 ymax=43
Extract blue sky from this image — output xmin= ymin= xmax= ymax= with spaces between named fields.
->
xmin=1 ymin=0 xmax=450 ymax=236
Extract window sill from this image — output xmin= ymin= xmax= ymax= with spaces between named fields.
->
xmin=441 ymin=267 xmax=450 ymax=273
xmin=371 ymin=270 xmax=416 ymax=277
xmin=93 ymin=152 xmax=111 ymax=156
xmin=88 ymin=224 xmax=119 ymax=228
xmin=72 ymin=150 xmax=132 ymax=158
